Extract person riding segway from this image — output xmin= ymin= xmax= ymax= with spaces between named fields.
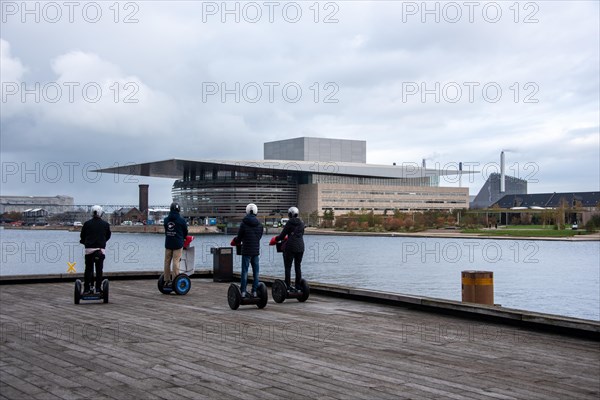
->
xmin=158 ymin=202 xmax=192 ymax=295
xmin=74 ymin=205 xmax=111 ymax=304
xmin=227 ymin=203 xmax=268 ymax=310
xmin=269 ymin=206 xmax=310 ymax=303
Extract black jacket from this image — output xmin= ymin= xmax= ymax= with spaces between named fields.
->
xmin=235 ymin=214 xmax=263 ymax=256
xmin=277 ymin=217 xmax=305 ymax=253
xmin=80 ymin=217 xmax=111 ymax=249
xmin=164 ymin=211 xmax=188 ymax=249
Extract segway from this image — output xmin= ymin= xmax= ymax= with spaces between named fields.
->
xmin=74 ymin=279 xmax=109 ymax=304
xmin=158 ymin=236 xmax=195 ymax=295
xmin=227 ymin=282 xmax=268 ymax=310
xmin=272 ymin=278 xmax=310 ymax=303
xmin=268 ymin=234 xmax=310 ymax=303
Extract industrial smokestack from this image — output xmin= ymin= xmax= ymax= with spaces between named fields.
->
xmin=459 ymin=162 xmax=463 ymax=188
xmin=500 ymin=151 xmax=505 ymax=193
xmin=422 ymin=159 xmax=426 ymax=168
xmin=139 ymin=184 xmax=149 ymax=221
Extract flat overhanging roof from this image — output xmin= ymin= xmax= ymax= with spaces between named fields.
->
xmin=95 ymin=159 xmax=476 ymax=179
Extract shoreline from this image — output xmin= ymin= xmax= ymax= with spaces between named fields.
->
xmin=3 ymin=225 xmax=599 ymax=241
xmin=305 ymin=228 xmax=600 ymax=241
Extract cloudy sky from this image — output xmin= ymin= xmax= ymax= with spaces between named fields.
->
xmin=1 ymin=0 xmax=598 ymax=205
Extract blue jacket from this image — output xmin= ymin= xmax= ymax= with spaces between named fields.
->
xmin=276 ymin=217 xmax=305 ymax=253
xmin=164 ymin=211 xmax=188 ymax=250
xmin=235 ymin=214 xmax=263 ymax=256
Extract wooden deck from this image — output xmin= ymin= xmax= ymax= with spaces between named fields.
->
xmin=1 ymin=279 xmax=599 ymax=399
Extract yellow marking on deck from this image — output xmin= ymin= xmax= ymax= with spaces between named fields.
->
xmin=67 ymin=262 xmax=76 ymax=273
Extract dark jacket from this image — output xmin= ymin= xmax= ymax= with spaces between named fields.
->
xmin=277 ymin=217 xmax=305 ymax=253
xmin=164 ymin=211 xmax=188 ymax=250
xmin=235 ymin=214 xmax=263 ymax=256
xmin=80 ymin=217 xmax=111 ymax=249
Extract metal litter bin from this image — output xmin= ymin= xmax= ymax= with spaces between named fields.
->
xmin=211 ymin=247 xmax=233 ymax=282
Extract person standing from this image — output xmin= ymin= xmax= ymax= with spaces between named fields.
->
xmin=164 ymin=202 xmax=188 ymax=286
xmin=275 ymin=206 xmax=305 ymax=290
xmin=80 ymin=205 xmax=111 ymax=294
xmin=232 ymin=203 xmax=263 ymax=297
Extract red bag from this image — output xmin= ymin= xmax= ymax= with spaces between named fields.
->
xmin=184 ymin=236 xmax=194 ymax=249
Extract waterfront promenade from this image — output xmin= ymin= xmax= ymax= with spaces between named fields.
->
xmin=1 ymin=278 xmax=598 ymax=399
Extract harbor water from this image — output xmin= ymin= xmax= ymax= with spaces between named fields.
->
xmin=1 ymin=229 xmax=599 ymax=321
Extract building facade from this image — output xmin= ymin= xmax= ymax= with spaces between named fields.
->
xmin=470 ymin=173 xmax=528 ymax=209
xmin=0 ymin=195 xmax=74 ymax=215
xmin=98 ymin=138 xmax=471 ymax=222
xmin=264 ymin=137 xmax=367 ymax=163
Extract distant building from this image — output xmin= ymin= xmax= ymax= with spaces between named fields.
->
xmin=22 ymin=208 xmax=49 ymax=225
xmin=493 ymin=191 xmax=600 ymax=225
xmin=470 ymin=173 xmax=527 ymax=209
xmin=112 ymin=207 xmax=144 ymax=225
xmin=494 ymin=191 xmax=600 ymax=209
xmin=148 ymin=208 xmax=170 ymax=225
xmin=0 ymin=195 xmax=74 ymax=214
xmin=97 ymin=137 xmax=472 ymax=222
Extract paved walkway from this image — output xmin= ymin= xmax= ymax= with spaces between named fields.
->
xmin=1 ymin=280 xmax=599 ymax=399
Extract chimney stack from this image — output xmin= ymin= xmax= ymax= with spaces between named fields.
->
xmin=139 ymin=184 xmax=149 ymax=221
xmin=500 ymin=151 xmax=505 ymax=193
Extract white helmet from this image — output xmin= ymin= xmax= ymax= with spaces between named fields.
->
xmin=246 ymin=203 xmax=258 ymax=215
xmin=288 ymin=206 xmax=299 ymax=218
xmin=91 ymin=205 xmax=103 ymax=217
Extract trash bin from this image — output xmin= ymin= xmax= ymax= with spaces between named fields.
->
xmin=461 ymin=270 xmax=494 ymax=305
xmin=211 ymin=247 xmax=233 ymax=282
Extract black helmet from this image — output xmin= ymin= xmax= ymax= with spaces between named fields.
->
xmin=170 ymin=202 xmax=180 ymax=213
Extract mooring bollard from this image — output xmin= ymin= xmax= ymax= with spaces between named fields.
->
xmin=461 ymin=270 xmax=494 ymax=305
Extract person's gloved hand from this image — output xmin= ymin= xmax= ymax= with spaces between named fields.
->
xmin=230 ymin=238 xmax=238 ymax=246
xmin=269 ymin=236 xmax=277 ymax=246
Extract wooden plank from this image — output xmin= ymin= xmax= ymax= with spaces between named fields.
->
xmin=1 ymin=280 xmax=598 ymax=400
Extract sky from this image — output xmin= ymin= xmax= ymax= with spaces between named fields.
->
xmin=1 ymin=0 xmax=599 ymax=206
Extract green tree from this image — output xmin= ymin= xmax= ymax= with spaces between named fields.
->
xmin=322 ymin=209 xmax=335 ymax=228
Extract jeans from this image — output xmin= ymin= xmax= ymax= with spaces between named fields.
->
xmin=283 ymin=251 xmax=303 ymax=288
xmin=240 ymin=255 xmax=259 ymax=294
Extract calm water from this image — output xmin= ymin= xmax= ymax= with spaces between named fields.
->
xmin=1 ymin=229 xmax=599 ymax=321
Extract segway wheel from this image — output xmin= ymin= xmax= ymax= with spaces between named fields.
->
xmin=102 ymin=279 xmax=109 ymax=303
xmin=227 ymin=284 xmax=241 ymax=310
xmin=157 ymin=274 xmax=169 ymax=294
xmin=173 ymin=274 xmax=191 ymax=295
xmin=272 ymin=279 xmax=287 ymax=303
xmin=297 ymin=279 xmax=310 ymax=302
xmin=74 ymin=279 xmax=82 ymax=305
xmin=256 ymin=282 xmax=268 ymax=309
